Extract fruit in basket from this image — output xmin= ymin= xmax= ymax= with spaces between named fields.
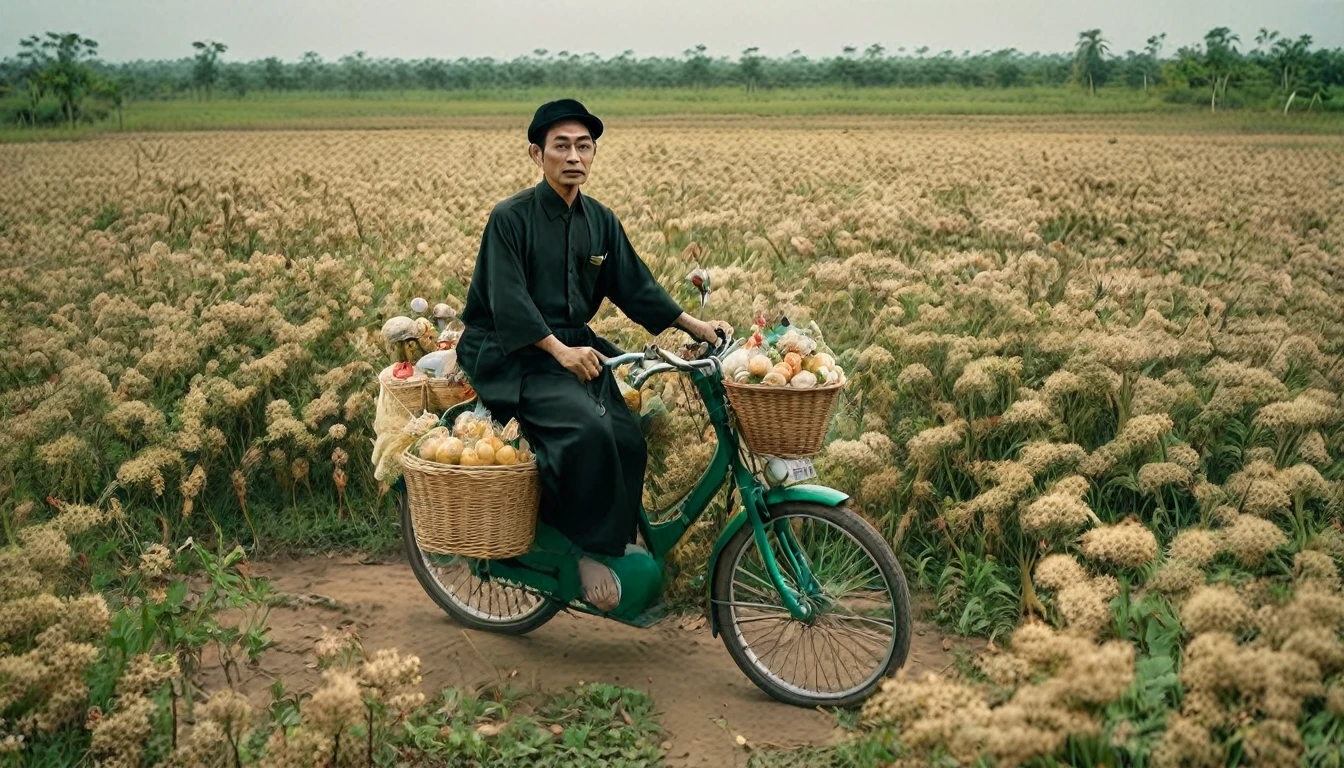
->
xmin=453 ymin=413 xmax=491 ymax=440
xmin=790 ymin=370 xmax=819 ymax=388
xmin=784 ymin=352 xmax=803 ymax=376
xmin=774 ymin=328 xmax=809 ymax=355
xmin=721 ymin=348 xmax=750 ymax=378
xmin=762 ymin=371 xmax=788 ymax=387
xmin=435 ymin=437 xmax=464 ymax=464
xmin=495 ymin=445 xmax=519 ymax=465
xmin=474 ymin=441 xmax=496 ymax=465
xmin=747 ymin=354 xmax=771 ymax=378
xmin=418 ymin=437 xmax=442 ymax=460
xmin=772 ymin=362 xmax=793 ymax=381
xmin=459 ymin=447 xmax=482 ymax=466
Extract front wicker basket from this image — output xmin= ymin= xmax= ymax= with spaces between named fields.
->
xmin=400 ymin=450 xmax=540 ymax=558
xmin=383 ymin=377 xmax=427 ymax=414
xmin=723 ymin=380 xmax=843 ymax=458
xmin=425 ymin=380 xmax=474 ymax=414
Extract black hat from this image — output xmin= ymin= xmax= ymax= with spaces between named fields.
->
xmin=528 ymin=98 xmax=604 ymax=147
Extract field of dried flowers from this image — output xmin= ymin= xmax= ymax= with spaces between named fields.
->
xmin=2 ymin=116 xmax=1344 ymax=765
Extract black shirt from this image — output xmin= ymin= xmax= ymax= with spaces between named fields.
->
xmin=458 ymin=179 xmax=685 ymax=414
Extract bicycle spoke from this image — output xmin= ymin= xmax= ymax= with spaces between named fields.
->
xmin=731 ymin=575 xmax=781 ymax=604
xmin=822 ymin=630 xmax=878 ymax=687
xmin=422 ymin=551 xmax=545 ymax=623
xmin=817 ymin=622 xmax=856 ymax=689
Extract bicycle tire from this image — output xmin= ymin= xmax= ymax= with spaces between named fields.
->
xmin=400 ymin=490 xmax=560 ymax=635
xmin=711 ymin=501 xmax=912 ymax=708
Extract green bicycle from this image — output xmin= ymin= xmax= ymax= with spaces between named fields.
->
xmin=396 ymin=336 xmax=912 ymax=708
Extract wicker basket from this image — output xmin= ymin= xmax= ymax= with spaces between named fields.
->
xmin=425 ymin=379 xmax=474 ymax=414
xmin=401 ymin=450 xmax=540 ymax=558
xmin=723 ymin=380 xmax=843 ymax=458
xmin=383 ymin=377 xmax=427 ymax=414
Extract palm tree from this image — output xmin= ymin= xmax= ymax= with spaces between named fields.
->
xmin=191 ymin=40 xmax=227 ymax=100
xmin=1275 ymin=34 xmax=1314 ymax=111
xmin=1202 ymin=27 xmax=1241 ymax=112
xmin=1074 ymin=29 xmax=1109 ymax=95
xmin=1142 ymin=33 xmax=1166 ymax=91
xmin=1254 ymin=28 xmax=1279 ymax=52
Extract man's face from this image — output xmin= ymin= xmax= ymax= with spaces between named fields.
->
xmin=531 ymin=120 xmax=595 ymax=188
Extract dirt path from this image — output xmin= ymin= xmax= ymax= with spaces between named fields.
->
xmin=226 ymin=554 xmax=969 ymax=767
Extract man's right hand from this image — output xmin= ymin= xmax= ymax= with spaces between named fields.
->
xmin=553 ymin=344 xmax=602 ymax=381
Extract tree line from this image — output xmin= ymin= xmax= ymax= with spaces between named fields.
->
xmin=2 ymin=27 xmax=1341 ymax=128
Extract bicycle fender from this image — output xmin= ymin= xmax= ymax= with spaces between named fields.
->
xmin=762 ymin=484 xmax=849 ymax=508
xmin=706 ymin=484 xmax=849 ymax=637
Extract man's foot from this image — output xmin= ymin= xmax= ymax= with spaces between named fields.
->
xmin=579 ymin=556 xmax=621 ymax=612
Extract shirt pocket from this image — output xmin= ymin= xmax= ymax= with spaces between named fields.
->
xmin=578 ymin=252 xmax=606 ymax=296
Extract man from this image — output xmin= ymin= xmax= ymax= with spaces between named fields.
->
xmin=458 ymin=98 xmax=729 ymax=612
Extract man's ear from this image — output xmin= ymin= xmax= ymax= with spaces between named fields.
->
xmin=529 ymin=143 xmax=543 ymax=167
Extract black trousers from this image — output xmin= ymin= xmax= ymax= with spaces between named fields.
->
xmin=516 ymin=365 xmax=646 ymax=557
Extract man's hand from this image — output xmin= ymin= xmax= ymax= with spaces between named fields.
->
xmin=535 ymin=334 xmax=603 ymax=380
xmin=706 ymin=319 xmax=734 ymax=343
xmin=675 ymin=313 xmax=733 ymax=345
xmin=554 ymin=344 xmax=603 ymax=381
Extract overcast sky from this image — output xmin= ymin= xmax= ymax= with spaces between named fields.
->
xmin=2 ymin=0 xmax=1340 ymax=62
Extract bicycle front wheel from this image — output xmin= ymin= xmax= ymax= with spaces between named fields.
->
xmin=712 ymin=502 xmax=912 ymax=708
xmin=400 ymin=490 xmax=560 ymax=635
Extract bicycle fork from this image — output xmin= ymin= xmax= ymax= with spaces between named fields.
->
xmin=741 ymin=484 xmax=822 ymax=622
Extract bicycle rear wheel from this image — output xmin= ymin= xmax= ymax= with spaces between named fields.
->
xmin=712 ymin=502 xmax=911 ymax=708
xmin=400 ymin=490 xmax=560 ymax=635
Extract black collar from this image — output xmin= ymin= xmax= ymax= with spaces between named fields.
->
xmin=537 ymin=179 xmax=582 ymax=220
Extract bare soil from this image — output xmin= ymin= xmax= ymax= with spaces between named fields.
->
xmin=214 ymin=554 xmax=972 ymax=767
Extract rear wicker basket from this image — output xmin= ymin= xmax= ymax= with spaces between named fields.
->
xmin=383 ymin=377 xmax=427 ymax=414
xmin=723 ymin=380 xmax=843 ymax=458
xmin=400 ymin=450 xmax=540 ymax=558
xmin=425 ymin=379 xmax=474 ymax=414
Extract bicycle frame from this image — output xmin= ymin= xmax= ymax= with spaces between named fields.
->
xmin=637 ymin=361 xmax=821 ymax=623
xmin=419 ymin=343 xmax=850 ymax=626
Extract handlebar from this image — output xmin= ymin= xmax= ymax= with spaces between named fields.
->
xmin=602 ymin=330 xmax=739 ymax=390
